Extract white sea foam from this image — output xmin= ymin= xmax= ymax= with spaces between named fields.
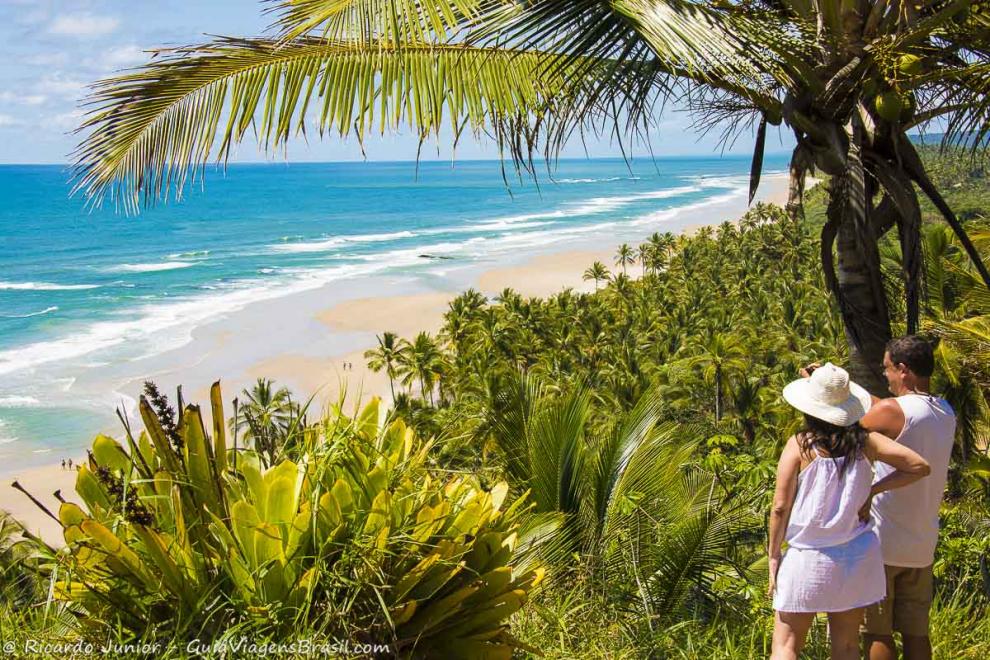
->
xmin=691 ymin=174 xmax=753 ymax=189
xmin=270 ymin=230 xmax=417 ymax=254
xmin=0 ymin=420 xmax=15 ymax=445
xmin=0 ymin=395 xmax=41 ymax=407
xmin=0 ymin=182 xmax=749 ymax=380
xmin=0 ymin=255 xmax=414 ymax=377
xmin=628 ymin=188 xmax=746 ymax=227
xmin=109 ymin=261 xmax=196 ymax=273
xmin=366 ymin=183 xmax=735 ymax=261
xmin=168 ymin=250 xmax=210 ymax=259
xmin=555 ymin=176 xmax=640 ymax=184
xmin=2 ymin=306 xmax=58 ymax=319
xmin=471 ymin=220 xmax=554 ymax=231
xmin=398 ymin=184 xmax=701 ymax=240
xmin=0 ymin=281 xmax=99 ymax=291
xmin=474 ymin=185 xmax=701 ymax=229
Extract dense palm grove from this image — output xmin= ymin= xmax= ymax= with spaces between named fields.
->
xmin=359 ymin=148 xmax=990 ymax=655
xmin=1 ymin=149 xmax=988 ymax=657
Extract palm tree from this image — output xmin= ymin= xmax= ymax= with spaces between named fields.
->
xmin=612 ymin=272 xmax=632 ymax=299
xmin=232 ymin=377 xmax=299 ymax=467
xmin=637 ymin=243 xmax=652 ymax=278
xmin=582 ymin=261 xmax=611 ymax=291
xmin=679 ymin=331 xmax=749 ymax=423
xmin=396 ymin=332 xmax=444 ymax=404
xmin=483 ymin=377 xmax=757 ymax=617
xmin=70 ymin=0 xmax=990 ymax=394
xmin=364 ymin=331 xmax=402 ymax=399
xmin=614 ymin=244 xmax=636 ymax=276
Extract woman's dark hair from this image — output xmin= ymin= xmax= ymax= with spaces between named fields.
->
xmin=797 ymin=414 xmax=869 ymax=477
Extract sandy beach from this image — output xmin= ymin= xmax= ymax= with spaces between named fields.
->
xmin=4 ymin=173 xmax=794 ymax=545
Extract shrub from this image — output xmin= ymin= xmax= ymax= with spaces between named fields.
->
xmin=25 ymin=385 xmax=543 ymax=657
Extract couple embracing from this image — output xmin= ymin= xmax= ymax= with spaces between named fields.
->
xmin=768 ymin=336 xmax=956 ymax=660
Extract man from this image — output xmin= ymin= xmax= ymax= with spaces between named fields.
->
xmin=858 ymin=336 xmax=956 ymax=660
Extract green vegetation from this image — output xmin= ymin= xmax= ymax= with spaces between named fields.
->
xmin=71 ymin=0 xmax=990 ymax=394
xmin=8 ymin=393 xmax=543 ymax=657
xmin=370 ymin=147 xmax=990 ymax=656
xmin=3 ymin=148 xmax=988 ymax=657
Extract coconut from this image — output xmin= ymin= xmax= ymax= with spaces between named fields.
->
xmin=875 ymin=91 xmax=904 ymax=122
xmin=897 ymin=55 xmax=924 ymax=76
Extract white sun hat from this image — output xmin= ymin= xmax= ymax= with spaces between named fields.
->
xmin=782 ymin=362 xmax=873 ymax=426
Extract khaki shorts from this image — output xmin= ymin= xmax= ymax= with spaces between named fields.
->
xmin=863 ymin=564 xmax=934 ymax=637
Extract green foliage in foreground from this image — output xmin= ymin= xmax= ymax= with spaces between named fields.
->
xmin=17 ymin=391 xmax=544 ymax=658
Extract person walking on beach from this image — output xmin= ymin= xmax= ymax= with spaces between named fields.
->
xmin=768 ymin=363 xmax=931 ymax=660
xmin=857 ymin=336 xmax=956 ymax=660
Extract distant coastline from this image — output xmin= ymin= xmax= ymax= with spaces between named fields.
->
xmin=2 ymin=167 xmax=793 ymax=545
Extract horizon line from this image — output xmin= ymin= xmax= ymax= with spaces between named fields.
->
xmin=0 ymin=150 xmax=795 ymax=167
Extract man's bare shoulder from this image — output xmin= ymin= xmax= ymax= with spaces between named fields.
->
xmin=860 ymin=397 xmax=905 ymax=437
xmin=869 ymin=398 xmax=902 ymax=414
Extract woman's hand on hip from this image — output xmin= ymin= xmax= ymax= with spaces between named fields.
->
xmin=767 ymin=555 xmax=781 ymax=597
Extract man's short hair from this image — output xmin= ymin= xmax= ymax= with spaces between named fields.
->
xmin=885 ymin=335 xmax=935 ymax=377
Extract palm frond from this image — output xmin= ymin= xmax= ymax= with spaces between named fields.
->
xmin=487 ymin=371 xmax=544 ymax=487
xmin=72 ymin=38 xmax=599 ymax=211
xmin=527 ymin=389 xmax=589 ymax=515
xmin=464 ymin=0 xmax=679 ymax=162
xmin=265 ymin=0 xmax=495 ymax=43
xmin=938 ymin=61 xmax=990 ymax=153
xmin=636 ymin=489 xmax=757 ymax=621
xmin=613 ymin=0 xmax=813 ymax=105
xmin=590 ymin=386 xmax=666 ymax=527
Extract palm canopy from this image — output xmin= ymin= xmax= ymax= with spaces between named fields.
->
xmin=73 ymin=0 xmax=989 ymax=203
xmin=73 ymin=0 xmax=990 ymax=387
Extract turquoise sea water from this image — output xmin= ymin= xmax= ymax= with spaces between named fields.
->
xmin=0 ymin=155 xmax=787 ymax=469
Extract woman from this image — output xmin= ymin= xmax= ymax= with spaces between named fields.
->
xmin=769 ymin=363 xmax=931 ymax=660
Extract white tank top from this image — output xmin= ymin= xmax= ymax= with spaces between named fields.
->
xmin=786 ymin=451 xmax=874 ymax=549
xmin=871 ymin=393 xmax=956 ymax=567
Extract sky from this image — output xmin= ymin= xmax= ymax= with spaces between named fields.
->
xmin=0 ymin=0 xmax=796 ymax=164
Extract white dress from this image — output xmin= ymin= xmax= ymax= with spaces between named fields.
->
xmin=773 ymin=452 xmax=886 ymax=613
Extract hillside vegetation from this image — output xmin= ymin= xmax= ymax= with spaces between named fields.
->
xmin=3 ymin=148 xmax=988 ymax=658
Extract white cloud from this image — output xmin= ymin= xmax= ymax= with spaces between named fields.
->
xmin=50 ymin=110 xmax=85 ymax=131
xmin=34 ymin=74 xmax=87 ymax=99
xmin=49 ymin=13 xmax=120 ymax=38
xmin=25 ymin=53 xmax=70 ymax=67
xmin=0 ymin=92 xmax=47 ymax=106
xmin=0 ymin=115 xmax=22 ymax=127
xmin=97 ymin=44 xmax=148 ymax=70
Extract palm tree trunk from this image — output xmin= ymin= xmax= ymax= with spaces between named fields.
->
xmin=743 ymin=421 xmax=756 ymax=445
xmin=715 ymin=367 xmax=722 ymax=423
xmin=821 ymin=123 xmax=891 ymax=395
xmin=387 ymin=363 xmax=396 ymax=400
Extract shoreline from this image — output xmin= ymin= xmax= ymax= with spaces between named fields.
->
xmin=3 ymin=173 xmax=793 ymax=544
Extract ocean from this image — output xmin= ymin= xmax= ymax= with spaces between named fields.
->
xmin=0 ymin=155 xmax=788 ymax=470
